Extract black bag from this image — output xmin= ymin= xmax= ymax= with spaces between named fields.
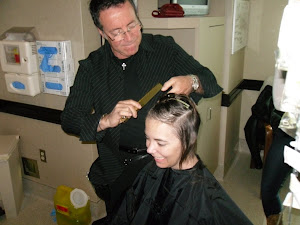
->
xmin=244 ymin=85 xmax=283 ymax=169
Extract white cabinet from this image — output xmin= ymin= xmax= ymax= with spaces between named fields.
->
xmin=141 ymin=17 xmax=224 ymax=173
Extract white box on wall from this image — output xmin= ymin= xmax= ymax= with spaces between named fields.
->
xmin=5 ymin=73 xmax=41 ymax=96
xmin=36 ymin=40 xmax=74 ymax=96
xmin=38 ymin=58 xmax=74 ymax=75
xmin=40 ymin=73 xmax=74 ymax=96
xmin=41 ymin=69 xmax=74 ymax=79
xmin=36 ymin=40 xmax=72 ymax=60
xmin=0 ymin=41 xmax=38 ymax=75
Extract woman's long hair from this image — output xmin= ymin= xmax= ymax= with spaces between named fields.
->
xmin=147 ymin=94 xmax=201 ymax=169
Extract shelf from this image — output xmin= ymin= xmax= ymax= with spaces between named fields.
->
xmin=140 ymin=16 xmax=224 ymax=29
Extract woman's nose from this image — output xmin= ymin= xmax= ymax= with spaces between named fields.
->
xmin=146 ymin=142 xmax=155 ymax=154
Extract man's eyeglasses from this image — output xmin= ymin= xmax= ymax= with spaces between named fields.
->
xmin=104 ymin=22 xmax=141 ymax=42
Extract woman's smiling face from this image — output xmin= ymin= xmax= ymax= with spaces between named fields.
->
xmin=145 ymin=118 xmax=183 ymax=170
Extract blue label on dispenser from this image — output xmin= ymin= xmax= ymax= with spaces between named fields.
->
xmin=12 ymin=81 xmax=25 ymax=89
xmin=38 ymin=47 xmax=61 ymax=73
xmin=45 ymin=82 xmax=63 ymax=90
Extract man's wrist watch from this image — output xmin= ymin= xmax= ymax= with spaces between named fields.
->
xmin=190 ymin=75 xmax=199 ymax=92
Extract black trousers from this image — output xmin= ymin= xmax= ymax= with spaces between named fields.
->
xmin=244 ymin=116 xmax=265 ymax=169
xmin=94 ymin=154 xmax=152 ymax=217
xmin=261 ymin=129 xmax=294 ymax=217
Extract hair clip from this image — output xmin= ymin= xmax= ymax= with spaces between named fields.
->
xmin=160 ymin=93 xmax=191 ymax=109
xmin=172 ymin=98 xmax=190 ymax=109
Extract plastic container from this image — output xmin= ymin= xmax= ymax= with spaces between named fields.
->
xmin=0 ymin=27 xmax=39 ymax=75
xmin=5 ymin=73 xmax=41 ymax=96
xmin=54 ymin=185 xmax=91 ymax=225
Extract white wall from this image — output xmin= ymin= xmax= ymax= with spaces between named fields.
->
xmin=0 ymin=0 xmax=101 ymax=204
xmin=240 ymin=0 xmax=286 ymax=140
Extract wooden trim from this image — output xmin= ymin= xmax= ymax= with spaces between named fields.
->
xmin=221 ymin=79 xmax=264 ymax=107
xmin=0 ymin=99 xmax=62 ymax=124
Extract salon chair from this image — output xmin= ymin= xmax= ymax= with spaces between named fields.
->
xmin=250 ymin=121 xmax=273 ymax=168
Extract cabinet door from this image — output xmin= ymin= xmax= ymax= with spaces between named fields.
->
xmin=196 ymin=93 xmax=222 ymax=173
xmin=197 ymin=18 xmax=225 ymax=84
xmin=196 ymin=19 xmax=224 ymax=173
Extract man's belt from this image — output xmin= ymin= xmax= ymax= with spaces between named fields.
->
xmin=123 ymin=154 xmax=150 ymax=166
xmin=119 ymin=146 xmax=149 ymax=166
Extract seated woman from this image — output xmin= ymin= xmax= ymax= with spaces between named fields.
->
xmin=111 ymin=93 xmax=253 ymax=225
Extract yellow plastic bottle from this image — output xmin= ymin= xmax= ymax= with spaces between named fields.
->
xmin=54 ymin=185 xmax=91 ymax=225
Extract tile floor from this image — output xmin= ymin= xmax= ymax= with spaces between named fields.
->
xmin=0 ymin=150 xmax=299 ymax=225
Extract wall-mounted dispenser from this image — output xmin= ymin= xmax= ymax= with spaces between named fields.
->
xmin=36 ymin=40 xmax=74 ymax=96
xmin=5 ymin=73 xmax=41 ymax=96
xmin=0 ymin=27 xmax=41 ymax=96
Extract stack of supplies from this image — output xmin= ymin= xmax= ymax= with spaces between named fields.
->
xmin=36 ymin=40 xmax=74 ymax=96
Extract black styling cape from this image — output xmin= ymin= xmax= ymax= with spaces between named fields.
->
xmin=111 ymin=157 xmax=253 ymax=225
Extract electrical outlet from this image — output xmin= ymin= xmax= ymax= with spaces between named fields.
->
xmin=40 ymin=149 xmax=47 ymax=162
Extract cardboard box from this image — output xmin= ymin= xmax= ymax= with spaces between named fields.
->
xmin=36 ymin=40 xmax=72 ymax=60
xmin=41 ymin=73 xmax=74 ymax=96
xmin=38 ymin=58 xmax=74 ymax=75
